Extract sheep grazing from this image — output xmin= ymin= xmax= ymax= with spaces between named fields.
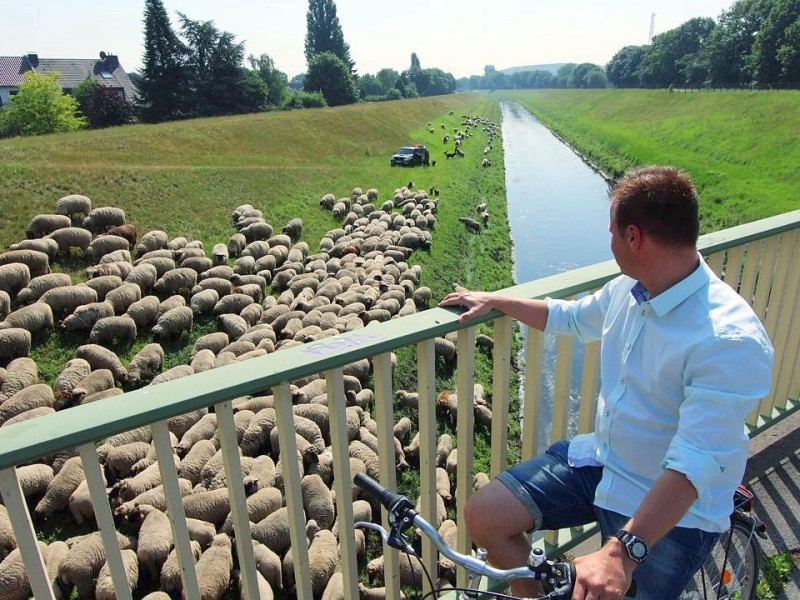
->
xmin=94 ymin=548 xmax=138 ymax=600
xmin=38 ymin=285 xmax=98 ymax=317
xmin=126 ymin=343 xmax=165 ymax=384
xmin=61 ymin=301 xmax=115 ymax=331
xmin=0 ymin=383 xmax=55 ymax=425
xmin=46 ymin=226 xmax=93 ymax=255
xmin=88 ymin=315 xmax=138 ymax=346
xmin=105 ymin=282 xmax=142 ymax=315
xmin=54 ymin=194 xmax=92 ymax=218
xmin=0 ymin=357 xmax=38 ymax=402
xmin=85 ymin=234 xmax=131 ymax=262
xmin=25 ymin=213 xmax=72 ymax=238
xmin=0 ymin=328 xmax=32 ymax=359
xmin=0 ymin=249 xmax=50 ymax=278
xmin=153 ymin=267 xmax=197 ymax=295
xmin=81 ymin=206 xmax=126 ymax=233
xmin=458 ymin=216 xmax=482 ymax=234
xmin=0 ymin=263 xmax=31 ymax=296
xmin=282 ymin=218 xmax=303 ymax=240
xmin=9 ymin=237 xmax=60 ymax=261
xmin=53 ymin=358 xmax=92 ymax=406
xmin=76 ymin=344 xmax=129 ymax=382
xmin=33 ymin=456 xmax=85 ymax=519
xmin=152 ymin=305 xmax=193 ymax=339
xmin=0 ymin=302 xmax=54 ymax=333
xmin=135 ymin=230 xmax=169 ymax=256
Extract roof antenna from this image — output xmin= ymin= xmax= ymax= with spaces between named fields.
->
xmin=648 ymin=13 xmax=656 ymax=44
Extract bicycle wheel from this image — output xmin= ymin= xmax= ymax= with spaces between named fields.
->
xmin=680 ymin=518 xmax=761 ymax=600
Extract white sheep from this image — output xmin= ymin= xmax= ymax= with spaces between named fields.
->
xmin=0 ymin=263 xmax=31 ymax=296
xmin=152 ymin=305 xmax=194 ymax=339
xmin=0 ymin=542 xmax=48 ymax=600
xmin=76 ymin=344 xmax=129 ymax=382
xmin=94 ymin=548 xmax=138 ymax=600
xmin=60 ymin=300 xmax=115 ymax=331
xmin=0 ymin=290 xmax=9 ymax=319
xmin=9 ymin=237 xmax=60 ymax=261
xmin=86 ymin=234 xmax=130 ymax=262
xmin=37 ymin=285 xmax=97 ymax=318
xmin=70 ymin=368 xmax=115 ymax=404
xmin=58 ymin=532 xmax=135 ymax=598
xmin=0 ymin=357 xmax=38 ymax=402
xmin=251 ymin=506 xmax=298 ymax=555
xmin=85 ymin=260 xmax=134 ymax=279
xmin=33 ymin=456 xmax=85 ymax=519
xmin=25 ymin=213 xmax=73 ymax=238
xmin=88 ymin=315 xmax=138 ymax=346
xmin=0 ymin=383 xmax=55 ymax=425
xmin=0 ymin=249 xmax=50 ymax=278
xmin=81 ymin=274 xmax=123 ymax=301
xmin=46 ymin=226 xmax=93 ymax=255
xmin=81 ymin=206 xmax=126 ymax=233
xmin=125 ymin=295 xmax=161 ymax=328
xmin=124 ymin=262 xmax=158 ymax=294
xmin=195 ymin=534 xmax=234 ymax=600
xmin=0 ymin=328 xmax=31 ymax=359
xmin=153 ymin=267 xmax=198 ymax=295
xmin=54 ymin=194 xmax=91 ymax=218
xmin=105 ymin=282 xmax=142 ymax=315
xmin=126 ymin=342 xmax=165 ymax=384
xmin=160 ymin=540 xmax=202 ymax=594
xmin=191 ymin=331 xmax=230 ymax=357
xmin=212 ymin=243 xmax=229 ymax=265
xmin=135 ymin=230 xmax=169 ymax=256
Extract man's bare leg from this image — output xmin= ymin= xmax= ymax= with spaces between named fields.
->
xmin=464 ymin=480 xmax=543 ymax=597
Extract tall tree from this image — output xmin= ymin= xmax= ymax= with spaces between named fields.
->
xmin=410 ymin=53 xmax=421 ymax=70
xmin=751 ymin=0 xmax=800 ymax=85
xmin=0 ymin=71 xmax=86 ymax=137
xmin=249 ymin=53 xmax=289 ymax=107
xmin=304 ymin=51 xmax=358 ymax=106
xmin=638 ymin=17 xmax=716 ymax=86
xmin=606 ymin=45 xmax=649 ymax=87
xmin=305 ymin=0 xmax=355 ymax=72
xmin=138 ymin=0 xmax=187 ymax=122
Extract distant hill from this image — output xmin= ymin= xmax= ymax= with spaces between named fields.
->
xmin=500 ymin=63 xmax=565 ymax=75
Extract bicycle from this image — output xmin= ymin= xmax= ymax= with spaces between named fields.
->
xmin=354 ymin=472 xmax=636 ymax=600
xmin=679 ymin=484 xmax=767 ymax=600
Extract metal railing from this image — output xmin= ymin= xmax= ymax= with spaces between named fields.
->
xmin=1 ymin=210 xmax=799 ymax=599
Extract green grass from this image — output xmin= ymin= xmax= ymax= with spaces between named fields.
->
xmin=757 ymin=550 xmax=797 ymax=599
xmin=495 ymin=89 xmax=800 ymax=231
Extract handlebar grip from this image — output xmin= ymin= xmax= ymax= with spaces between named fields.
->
xmin=354 ymin=472 xmax=407 ymax=510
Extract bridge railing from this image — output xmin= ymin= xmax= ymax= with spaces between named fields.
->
xmin=1 ymin=210 xmax=798 ymax=600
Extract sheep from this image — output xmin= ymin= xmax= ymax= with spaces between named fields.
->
xmin=0 ymin=302 xmax=54 ymax=333
xmin=85 ymin=260 xmax=134 ymax=279
xmin=52 ymin=358 xmax=92 ymax=406
xmin=194 ymin=534 xmax=234 ymax=600
xmin=46 ymin=226 xmax=93 ymax=255
xmin=191 ymin=288 xmax=220 ymax=315
xmin=86 ymin=234 xmax=131 ymax=262
xmin=0 ymin=328 xmax=31 ymax=359
xmin=9 ymin=237 xmax=60 ymax=261
xmin=135 ymin=255 xmax=175 ymax=278
xmin=36 ymin=285 xmax=97 ymax=318
xmin=100 ymin=440 xmax=151 ymax=480
xmin=228 ymin=233 xmax=247 ymax=258
xmin=182 ymin=488 xmax=231 ymax=528
xmin=367 ymin=553 xmax=424 ymax=587
xmin=124 ymin=262 xmax=158 ymax=293
xmin=218 ymin=313 xmax=248 ymax=340
xmin=150 ymin=365 xmax=196 ymax=389
xmin=33 ymin=456 xmax=85 ymax=519
xmin=54 ymin=193 xmax=91 ymax=218
xmin=191 ymin=331 xmax=230 ymax=357
xmin=214 ymin=292 xmax=254 ymax=315
xmin=113 ymin=479 xmax=193 ymax=519
xmin=0 ymin=357 xmax=38 ymax=401
xmin=176 ymin=412 xmax=218 ymax=456
xmin=80 ymin=386 xmax=123 ymax=405
xmin=12 ymin=463 xmax=54 ymax=503
xmin=126 ymin=342 xmax=165 ymax=384
xmin=105 ymin=282 xmax=142 ymax=315
xmin=158 ymin=293 xmax=186 ymax=316
xmin=458 ymin=216 xmax=482 ymax=233
xmin=210 ymin=243 xmax=229 ymax=266
xmin=125 ymin=295 xmax=160 ymax=328
xmin=127 ymin=504 xmax=173 ymax=575
xmin=349 ymin=440 xmax=380 ymax=479
xmin=153 ymin=267 xmax=197 ymax=295
xmin=68 ymin=476 xmax=104 ymax=525
xmin=88 ymin=315 xmax=138 ymax=346
xmin=241 ymin=221 xmax=273 ymax=242
xmin=0 ymin=542 xmax=48 ymax=600
xmin=181 ymin=255 xmax=214 ymax=275
xmin=81 ymin=274 xmax=123 ymax=301
xmin=240 ymin=302 xmax=263 ymax=327
xmin=94 ymin=548 xmax=138 ymax=600
xmin=0 ymin=249 xmax=50 ymax=277
xmin=177 ymin=440 xmax=218 ymax=486
xmin=192 ymin=276 xmax=235 ymax=298
xmin=282 ymin=217 xmax=303 ymax=240
xmin=59 ymin=300 xmax=114 ymax=331
xmin=0 ymin=290 xmax=9 ymax=319
xmin=81 ymin=206 xmax=126 ymax=233
xmin=220 ymin=485 xmax=283 ymax=535
xmin=25 ymin=213 xmax=72 ymax=238
xmin=251 ymin=506 xmax=298 ymax=554
xmin=113 ymin=460 xmax=170 ymax=502
xmin=104 ymin=223 xmax=137 ymax=247
xmin=160 ymin=540 xmax=202 ymax=594
xmin=69 ymin=369 xmax=115 ymax=404
xmin=152 ymin=305 xmax=193 ymax=339
xmin=0 ymin=504 xmax=16 ymax=557
xmin=76 ymin=344 xmax=129 ymax=381
xmin=58 ymin=532 xmax=135 ymax=599
xmin=133 ymin=230 xmax=168 ymax=256
xmin=0 ymin=383 xmax=54 ymax=425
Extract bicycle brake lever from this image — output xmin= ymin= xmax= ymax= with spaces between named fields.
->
xmin=354 ymin=521 xmax=415 ymax=554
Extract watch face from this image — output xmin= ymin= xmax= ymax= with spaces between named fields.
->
xmin=631 ymin=541 xmax=647 ymax=559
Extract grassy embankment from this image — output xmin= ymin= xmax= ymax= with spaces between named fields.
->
xmin=498 ymin=89 xmax=800 ymax=231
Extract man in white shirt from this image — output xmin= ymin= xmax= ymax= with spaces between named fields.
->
xmin=439 ymin=166 xmax=774 ymax=600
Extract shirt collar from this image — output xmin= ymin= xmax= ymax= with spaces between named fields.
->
xmin=630 ymin=253 xmax=708 ymax=317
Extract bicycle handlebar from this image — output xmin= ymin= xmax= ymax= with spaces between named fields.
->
xmin=353 ymin=472 xmax=577 ymax=599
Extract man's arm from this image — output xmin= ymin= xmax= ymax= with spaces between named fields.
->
xmin=438 ymin=290 xmax=549 ymax=331
xmin=572 ymin=469 xmax=698 ymax=600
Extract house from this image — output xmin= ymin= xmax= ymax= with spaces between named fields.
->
xmin=0 ymin=51 xmax=136 ymax=108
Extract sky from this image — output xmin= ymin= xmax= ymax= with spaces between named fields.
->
xmin=2 ymin=0 xmax=736 ymax=79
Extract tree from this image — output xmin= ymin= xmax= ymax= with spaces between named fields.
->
xmin=86 ymin=86 xmax=135 ymax=128
xmin=751 ymin=0 xmax=800 ymax=85
xmin=305 ymin=0 xmax=355 ymax=72
xmin=249 ymin=53 xmax=289 ymax=107
xmin=357 ymin=73 xmax=384 ymax=98
xmin=138 ymin=0 xmax=187 ymax=122
xmin=304 ymin=51 xmax=358 ymax=106
xmin=375 ymin=68 xmax=400 ymax=94
xmin=638 ymin=17 xmax=716 ymax=87
xmin=0 ymin=71 xmax=86 ymax=137
xmin=73 ymin=77 xmax=100 ymax=117
xmin=410 ymin=53 xmax=421 ymax=71
xmin=567 ymin=63 xmax=607 ymax=88
xmin=606 ymin=45 xmax=650 ymax=87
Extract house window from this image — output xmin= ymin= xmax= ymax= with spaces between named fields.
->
xmin=100 ymin=71 xmax=113 ymax=79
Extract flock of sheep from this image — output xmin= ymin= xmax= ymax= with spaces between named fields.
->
xmin=0 ymin=167 xmax=497 ymax=599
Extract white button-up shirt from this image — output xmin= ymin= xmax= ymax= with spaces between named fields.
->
xmin=545 ymin=256 xmax=774 ymax=532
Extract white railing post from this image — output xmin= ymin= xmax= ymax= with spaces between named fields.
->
xmin=417 ymin=339 xmax=438 ymax=598
xmin=490 ymin=316 xmax=513 ymax=477
xmin=455 ymin=326 xmax=476 ymax=590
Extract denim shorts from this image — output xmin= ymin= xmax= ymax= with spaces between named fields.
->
xmin=496 ymin=440 xmax=720 ymax=600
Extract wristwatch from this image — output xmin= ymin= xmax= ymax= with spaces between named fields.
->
xmin=615 ymin=529 xmax=648 ymax=564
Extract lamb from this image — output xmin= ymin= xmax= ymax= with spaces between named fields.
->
xmin=135 ymin=230 xmax=169 ymax=256
xmin=46 ymin=226 xmax=93 ymax=255
xmin=195 ymin=534 xmax=234 ymax=600
xmin=0 ymin=383 xmax=55 ymax=425
xmin=61 ymin=300 xmax=115 ymax=331
xmin=85 ymin=234 xmax=131 ymax=262
xmin=152 ymin=305 xmax=193 ymax=339
xmin=76 ymin=344 xmax=129 ymax=381
xmin=125 ymin=295 xmax=161 ymax=328
xmin=105 ymin=282 xmax=142 ymax=314
xmin=58 ymin=532 xmax=135 ymax=599
xmin=88 ymin=315 xmax=138 ymax=346
xmin=25 ymin=213 xmax=72 ymax=238
xmin=126 ymin=342 xmax=165 ymax=384
xmin=81 ymin=206 xmax=126 ymax=233
xmin=0 ymin=357 xmax=38 ymax=401
xmin=0 ymin=263 xmax=30 ymax=295
xmin=37 ymin=285 xmax=97 ymax=317
xmin=0 ymin=303 xmax=54 ymax=333
xmin=9 ymin=237 xmax=60 ymax=260
xmin=0 ymin=249 xmax=50 ymax=277
xmin=153 ymin=267 xmax=198 ymax=295
xmin=124 ymin=262 xmax=158 ymax=293
xmin=94 ymin=548 xmax=138 ymax=600
xmin=192 ymin=349 xmax=217 ymax=372
xmin=33 ymin=456 xmax=85 ymax=519
xmin=0 ymin=328 xmax=31 ymax=359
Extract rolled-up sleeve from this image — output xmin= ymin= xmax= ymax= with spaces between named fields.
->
xmin=545 ymin=281 xmax=616 ymax=343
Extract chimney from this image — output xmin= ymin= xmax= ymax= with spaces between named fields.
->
xmin=101 ymin=52 xmax=119 ymax=69
xmin=25 ymin=53 xmax=39 ymax=68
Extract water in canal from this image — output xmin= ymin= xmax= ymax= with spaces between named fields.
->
xmin=500 ymin=101 xmax=613 ymax=449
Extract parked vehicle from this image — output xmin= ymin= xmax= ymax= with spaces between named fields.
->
xmin=390 ymin=144 xmax=428 ymax=167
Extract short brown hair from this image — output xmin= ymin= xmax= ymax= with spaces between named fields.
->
xmin=611 ymin=166 xmax=699 ymax=247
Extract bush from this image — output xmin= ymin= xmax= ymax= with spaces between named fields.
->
xmin=281 ymin=90 xmax=328 ymax=110
xmin=0 ymin=71 xmax=86 ymax=137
